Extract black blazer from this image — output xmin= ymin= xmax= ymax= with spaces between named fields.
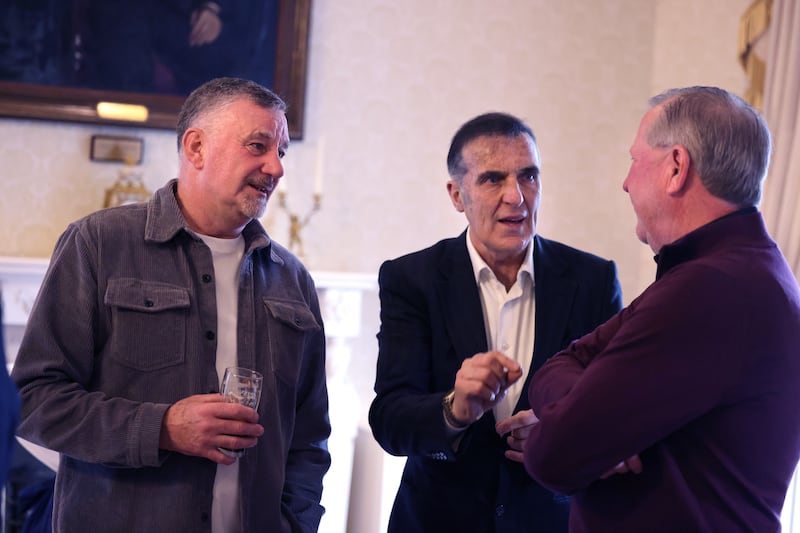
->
xmin=369 ymin=232 xmax=623 ymax=533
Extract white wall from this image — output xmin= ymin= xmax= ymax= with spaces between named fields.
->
xmin=0 ymin=1 xmax=752 ymax=532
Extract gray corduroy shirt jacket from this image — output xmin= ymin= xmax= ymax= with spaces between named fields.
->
xmin=12 ymin=179 xmax=331 ymax=532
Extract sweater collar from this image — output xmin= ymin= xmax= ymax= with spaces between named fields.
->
xmin=654 ymin=206 xmax=763 ymax=280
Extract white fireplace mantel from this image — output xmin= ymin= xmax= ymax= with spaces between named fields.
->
xmin=0 ymin=256 xmax=375 ymax=336
xmin=0 ymin=256 xmax=49 ymax=328
xmin=0 ymin=255 xmax=376 ymax=328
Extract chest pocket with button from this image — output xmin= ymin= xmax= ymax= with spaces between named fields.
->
xmin=262 ymin=299 xmax=320 ymax=389
xmin=104 ymin=278 xmax=190 ymax=371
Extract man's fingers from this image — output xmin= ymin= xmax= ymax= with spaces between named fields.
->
xmin=453 ymin=351 xmax=525 ymax=421
xmin=625 ymin=455 xmax=643 ymax=474
xmin=216 ymin=402 xmax=262 ymax=424
xmin=208 ymin=448 xmax=238 ymax=465
xmin=487 ymin=386 xmax=508 ymax=403
xmin=161 ymin=393 xmax=263 ymax=459
xmin=599 ymin=454 xmax=643 ymax=479
xmin=495 ymin=409 xmax=539 ymax=435
xmin=219 ymin=417 xmax=264 ymax=439
xmin=490 ymin=352 xmax=522 ymax=379
xmin=504 ymin=449 xmax=524 ymax=463
xmin=600 ymin=461 xmax=626 ymax=479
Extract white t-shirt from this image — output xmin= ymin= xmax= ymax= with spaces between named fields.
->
xmin=197 ymin=232 xmax=245 ymax=533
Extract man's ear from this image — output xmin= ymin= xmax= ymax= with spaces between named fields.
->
xmin=665 ymin=144 xmax=691 ymax=194
xmin=182 ymin=128 xmax=205 ymax=168
xmin=447 ymin=180 xmax=465 ymax=212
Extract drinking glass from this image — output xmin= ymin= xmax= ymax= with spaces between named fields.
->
xmin=219 ymin=366 xmax=263 ymax=458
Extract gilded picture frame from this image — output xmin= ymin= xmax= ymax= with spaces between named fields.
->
xmin=0 ymin=0 xmax=311 ymax=139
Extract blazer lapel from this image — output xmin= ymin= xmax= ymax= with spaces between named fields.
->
xmin=515 ymin=236 xmax=577 ymax=412
xmin=436 ymin=232 xmax=488 ymax=361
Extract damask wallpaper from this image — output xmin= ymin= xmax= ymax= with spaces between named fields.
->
xmin=0 ymin=0 xmax=749 ymax=302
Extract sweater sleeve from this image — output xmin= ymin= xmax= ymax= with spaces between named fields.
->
xmin=524 ymin=264 xmax=747 ymax=493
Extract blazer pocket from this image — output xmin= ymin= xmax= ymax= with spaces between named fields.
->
xmin=104 ymin=278 xmax=190 ymax=371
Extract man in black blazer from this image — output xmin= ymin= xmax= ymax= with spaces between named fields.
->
xmin=369 ymin=112 xmax=623 ymax=533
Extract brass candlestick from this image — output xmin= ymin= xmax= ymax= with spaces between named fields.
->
xmin=276 ymin=190 xmax=321 ymax=260
xmin=104 ymin=163 xmax=151 ymax=208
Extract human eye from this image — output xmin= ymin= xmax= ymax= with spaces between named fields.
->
xmin=520 ymin=168 xmax=539 ymax=183
xmin=478 ymin=171 xmax=504 ymax=185
xmin=247 ymin=142 xmax=267 ymax=155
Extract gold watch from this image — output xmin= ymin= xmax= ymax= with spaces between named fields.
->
xmin=442 ymin=390 xmax=470 ymax=429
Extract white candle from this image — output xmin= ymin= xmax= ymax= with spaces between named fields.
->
xmin=314 ymin=139 xmax=325 ymax=195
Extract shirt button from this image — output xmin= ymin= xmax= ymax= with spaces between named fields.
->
xmin=202 ymin=274 xmax=212 ymax=283
xmin=205 ymin=331 xmax=215 ymax=340
xmin=200 ymin=511 xmax=209 ymax=523
xmin=495 ymin=504 xmax=505 ymax=517
xmin=144 ymin=299 xmax=154 ymax=308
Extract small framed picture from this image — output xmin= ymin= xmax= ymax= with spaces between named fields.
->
xmin=90 ymin=135 xmax=144 ymax=164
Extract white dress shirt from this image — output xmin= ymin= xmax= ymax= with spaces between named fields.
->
xmin=465 ymin=229 xmax=536 ymax=423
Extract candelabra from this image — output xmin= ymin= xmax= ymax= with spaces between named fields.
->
xmin=276 ymin=190 xmax=321 ymax=260
xmin=104 ymin=164 xmax=151 ymax=208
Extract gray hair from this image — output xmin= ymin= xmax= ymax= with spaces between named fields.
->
xmin=646 ymin=86 xmax=771 ymax=206
xmin=176 ymin=77 xmax=287 ymax=151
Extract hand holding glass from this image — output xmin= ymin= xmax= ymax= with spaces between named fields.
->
xmin=219 ymin=367 xmax=263 ymax=458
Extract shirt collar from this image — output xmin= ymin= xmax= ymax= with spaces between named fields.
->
xmin=144 ymin=178 xmax=273 ymax=257
xmin=465 ymin=227 xmax=535 ymax=287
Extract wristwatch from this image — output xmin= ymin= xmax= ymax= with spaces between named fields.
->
xmin=442 ymin=390 xmax=470 ymax=429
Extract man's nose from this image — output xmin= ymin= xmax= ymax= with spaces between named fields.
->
xmin=502 ymin=180 xmax=524 ymax=206
xmin=262 ymin=152 xmax=284 ymax=177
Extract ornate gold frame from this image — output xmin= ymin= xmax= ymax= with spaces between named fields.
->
xmin=0 ymin=0 xmax=312 ymax=139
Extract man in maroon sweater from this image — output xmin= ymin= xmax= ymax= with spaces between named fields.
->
xmin=523 ymin=86 xmax=800 ymax=532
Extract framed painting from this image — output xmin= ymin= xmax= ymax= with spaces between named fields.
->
xmin=0 ymin=0 xmax=312 ymax=139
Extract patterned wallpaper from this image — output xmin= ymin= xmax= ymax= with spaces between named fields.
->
xmin=0 ymin=0 xmax=749 ymax=303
